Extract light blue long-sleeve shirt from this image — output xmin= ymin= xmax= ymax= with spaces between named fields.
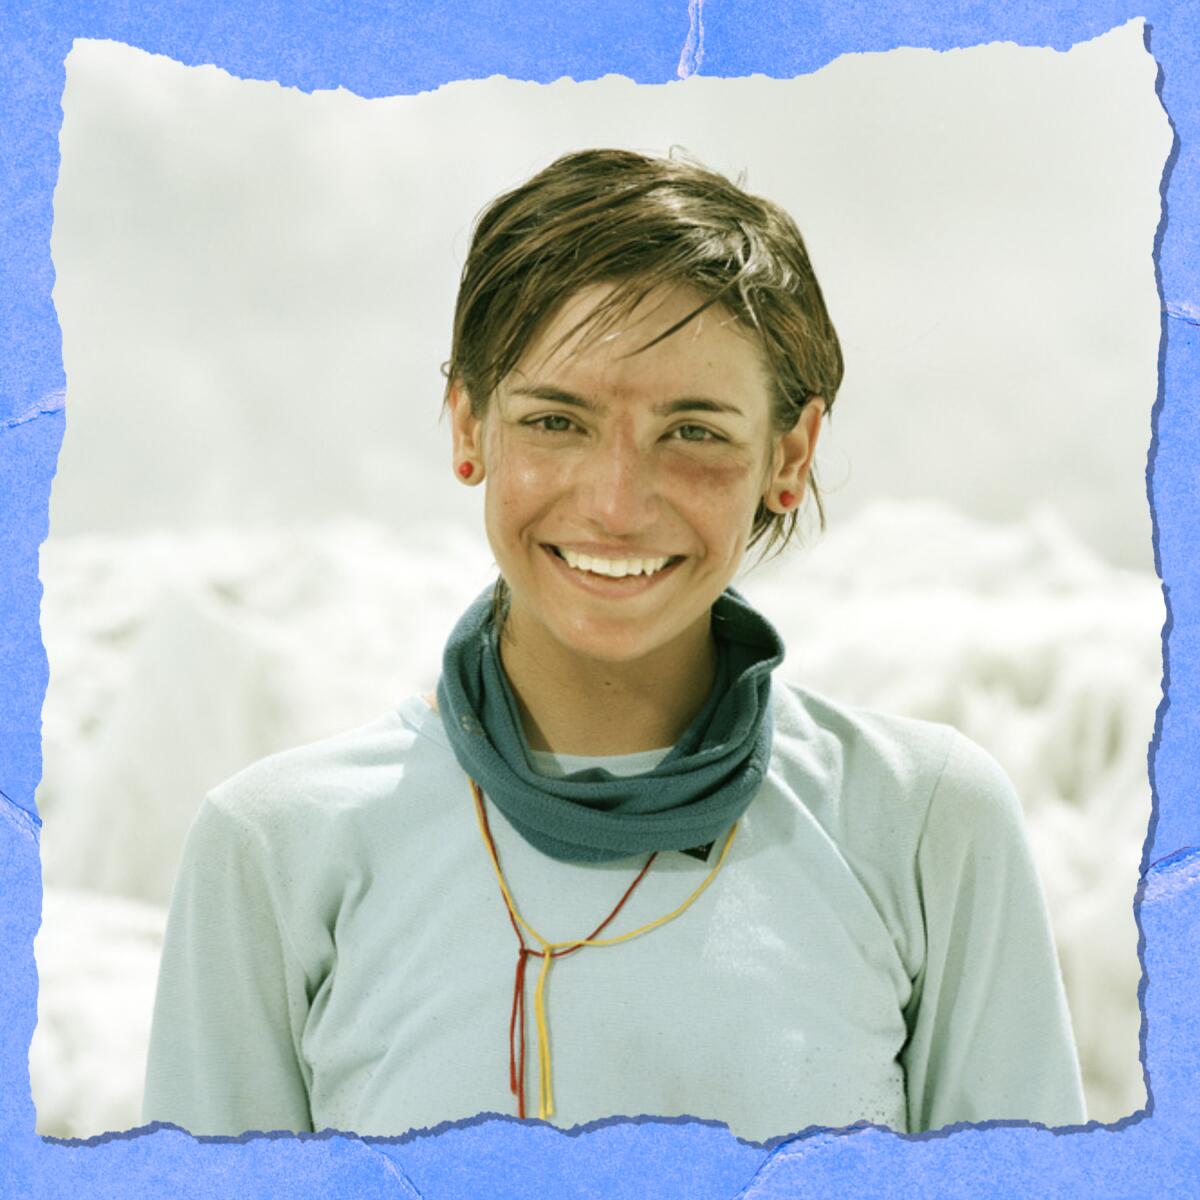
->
xmin=143 ymin=680 xmax=1085 ymax=1139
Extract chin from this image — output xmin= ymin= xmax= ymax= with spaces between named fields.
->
xmin=527 ymin=589 xmax=713 ymax=666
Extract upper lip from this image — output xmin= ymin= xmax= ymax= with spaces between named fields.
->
xmin=545 ymin=543 xmax=682 ymax=559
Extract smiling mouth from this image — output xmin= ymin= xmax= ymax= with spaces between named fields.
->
xmin=545 ymin=545 xmax=685 ymax=580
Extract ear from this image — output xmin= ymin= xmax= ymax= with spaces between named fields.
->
xmin=447 ymin=379 xmax=486 ymax=483
xmin=762 ymin=399 xmax=823 ymax=514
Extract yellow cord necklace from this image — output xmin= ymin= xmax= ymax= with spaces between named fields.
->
xmin=470 ymin=778 xmax=738 ymax=1119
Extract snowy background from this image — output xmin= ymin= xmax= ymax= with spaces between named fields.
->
xmin=33 ymin=25 xmax=1168 ymax=1136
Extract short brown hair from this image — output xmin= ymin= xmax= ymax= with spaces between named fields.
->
xmin=444 ymin=149 xmax=844 ymax=618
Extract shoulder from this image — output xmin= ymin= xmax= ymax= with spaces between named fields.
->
xmin=166 ymin=697 xmax=463 ymax=965
xmin=919 ymin=724 xmax=1027 ymax=860
xmin=768 ymin=681 xmax=1030 ymax=966
xmin=202 ymin=695 xmax=454 ymax=844
xmin=771 ymin=679 xmax=959 ymax=816
xmin=771 ymin=679 xmax=1022 ymax=847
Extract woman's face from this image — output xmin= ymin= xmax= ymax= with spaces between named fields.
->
xmin=451 ymin=283 xmax=819 ymax=670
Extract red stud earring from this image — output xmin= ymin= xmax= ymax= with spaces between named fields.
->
xmin=779 ymin=490 xmax=797 ymax=509
xmin=457 ymin=461 xmax=475 ymax=479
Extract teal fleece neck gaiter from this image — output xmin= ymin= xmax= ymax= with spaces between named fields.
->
xmin=436 ymin=583 xmax=784 ymax=863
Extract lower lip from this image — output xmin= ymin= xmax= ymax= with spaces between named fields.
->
xmin=541 ymin=545 xmax=684 ymax=595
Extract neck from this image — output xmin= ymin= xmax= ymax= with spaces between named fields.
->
xmin=498 ymin=611 xmax=719 ymax=756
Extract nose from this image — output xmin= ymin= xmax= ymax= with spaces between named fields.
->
xmin=575 ymin=429 xmax=659 ymax=535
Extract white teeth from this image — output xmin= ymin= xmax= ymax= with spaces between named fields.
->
xmin=559 ymin=548 xmax=672 ymax=578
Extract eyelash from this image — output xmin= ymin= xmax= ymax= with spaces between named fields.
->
xmin=523 ymin=415 xmax=725 ymax=443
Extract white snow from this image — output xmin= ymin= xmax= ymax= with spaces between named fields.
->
xmin=31 ymin=501 xmax=1160 ymax=1134
xmin=32 ymin=888 xmax=165 ymax=1139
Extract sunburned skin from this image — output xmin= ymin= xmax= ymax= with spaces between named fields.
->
xmin=448 ymin=282 xmax=821 ymax=756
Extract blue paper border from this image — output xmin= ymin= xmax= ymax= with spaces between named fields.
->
xmin=3 ymin=2 xmax=1196 ymax=1196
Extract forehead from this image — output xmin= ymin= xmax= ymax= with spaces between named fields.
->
xmin=512 ymin=282 xmax=771 ymax=398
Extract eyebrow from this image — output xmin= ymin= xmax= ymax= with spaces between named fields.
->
xmin=507 ymin=384 xmax=747 ymax=419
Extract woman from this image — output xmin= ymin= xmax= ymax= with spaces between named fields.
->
xmin=143 ymin=148 xmax=1086 ymax=1140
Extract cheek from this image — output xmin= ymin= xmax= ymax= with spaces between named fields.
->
xmin=666 ymin=447 xmax=762 ymax=500
xmin=489 ymin=459 xmax=570 ymax=520
xmin=483 ymin=438 xmax=571 ymax=535
xmin=665 ymin=455 xmax=763 ymax=546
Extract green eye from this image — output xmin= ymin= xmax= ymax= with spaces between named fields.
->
xmin=528 ymin=414 xmax=574 ymax=433
xmin=674 ymin=424 xmax=721 ymax=442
